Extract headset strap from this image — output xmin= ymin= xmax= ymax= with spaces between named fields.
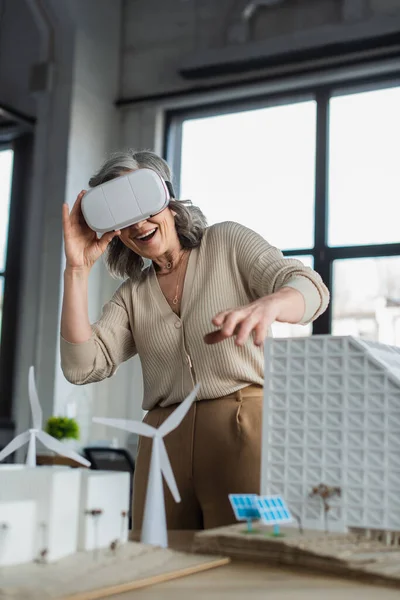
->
xmin=165 ymin=180 xmax=175 ymax=199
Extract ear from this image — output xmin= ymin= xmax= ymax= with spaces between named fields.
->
xmin=171 ymin=210 xmax=177 ymax=217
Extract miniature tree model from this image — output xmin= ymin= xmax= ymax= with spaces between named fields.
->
xmin=0 ymin=522 xmax=8 ymax=558
xmin=37 ymin=522 xmax=47 ymax=563
xmin=84 ymin=509 xmax=103 ymax=559
xmin=289 ymin=507 xmax=304 ymax=535
xmin=45 ymin=416 xmax=80 ymax=441
xmin=120 ymin=510 xmax=128 ymax=542
xmin=309 ymin=484 xmax=342 ymax=533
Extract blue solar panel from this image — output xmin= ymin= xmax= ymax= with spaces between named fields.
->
xmin=229 ymin=494 xmax=260 ymax=521
xmin=256 ymin=496 xmax=292 ymax=525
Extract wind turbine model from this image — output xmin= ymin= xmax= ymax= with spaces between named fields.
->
xmin=0 ymin=366 xmax=90 ymax=468
xmin=93 ymin=384 xmax=200 ymax=548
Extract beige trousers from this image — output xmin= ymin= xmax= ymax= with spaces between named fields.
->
xmin=132 ymin=385 xmax=263 ymax=531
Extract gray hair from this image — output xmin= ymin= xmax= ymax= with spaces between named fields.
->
xmin=89 ymin=150 xmax=207 ymax=280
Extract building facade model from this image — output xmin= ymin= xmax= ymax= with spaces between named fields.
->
xmin=261 ymin=335 xmax=400 ymax=538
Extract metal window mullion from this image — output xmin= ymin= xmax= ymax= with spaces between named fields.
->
xmin=0 ymin=133 xmax=33 ymax=421
xmin=312 ymin=89 xmax=331 ymax=335
xmin=326 ymin=243 xmax=400 ymax=260
xmin=164 ymin=116 xmax=183 ymax=199
xmin=282 ymin=249 xmax=313 ymax=257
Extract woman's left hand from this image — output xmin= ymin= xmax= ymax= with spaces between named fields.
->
xmin=204 ymin=288 xmax=305 ymax=347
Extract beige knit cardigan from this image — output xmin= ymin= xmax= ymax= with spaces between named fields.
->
xmin=61 ymin=221 xmax=329 ymax=409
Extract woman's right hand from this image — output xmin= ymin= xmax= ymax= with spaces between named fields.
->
xmin=62 ymin=190 xmax=121 ymax=271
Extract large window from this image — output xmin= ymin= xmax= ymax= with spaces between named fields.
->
xmin=166 ymin=79 xmax=400 ymax=344
xmin=180 ymin=100 xmax=316 ymax=251
xmin=332 ymin=256 xmax=400 ymax=346
xmin=0 ymin=149 xmax=14 ymax=340
xmin=328 ymin=87 xmax=400 ymax=248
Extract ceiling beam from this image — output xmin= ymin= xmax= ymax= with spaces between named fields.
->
xmin=180 ymin=14 xmax=400 ymax=79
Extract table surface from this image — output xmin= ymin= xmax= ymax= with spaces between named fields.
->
xmin=108 ymin=559 xmax=399 ymax=600
xmin=114 ymin=531 xmax=399 ymax=599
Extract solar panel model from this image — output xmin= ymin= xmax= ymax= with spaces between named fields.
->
xmin=229 ymin=494 xmax=260 ymax=532
xmin=256 ymin=495 xmax=293 ymax=536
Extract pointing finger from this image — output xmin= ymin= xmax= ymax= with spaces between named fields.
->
xmin=254 ymin=320 xmax=270 ymax=347
xmin=212 ymin=310 xmax=230 ymax=327
xmin=221 ymin=311 xmax=245 ymax=337
xmin=235 ymin=314 xmax=259 ymax=346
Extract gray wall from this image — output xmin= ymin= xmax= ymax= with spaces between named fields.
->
xmin=121 ymin=0 xmax=400 ymax=101
xmin=6 ymin=0 xmax=133 ymax=450
xmin=0 ymin=0 xmax=40 ymax=116
xmin=1 ymin=0 xmax=146 ymax=452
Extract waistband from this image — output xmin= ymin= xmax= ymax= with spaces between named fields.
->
xmin=152 ymin=384 xmax=264 ymax=411
xmin=218 ymin=384 xmax=264 ymax=401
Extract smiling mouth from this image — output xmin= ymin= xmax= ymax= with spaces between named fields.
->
xmin=135 ymin=228 xmax=157 ymax=242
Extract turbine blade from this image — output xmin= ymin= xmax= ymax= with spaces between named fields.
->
xmin=0 ymin=431 xmax=30 ymax=463
xmin=158 ymin=384 xmax=200 ymax=437
xmin=159 ymin=438 xmax=180 ymax=503
xmin=35 ymin=430 xmax=91 ymax=467
xmin=28 ymin=366 xmax=42 ymax=429
xmin=92 ymin=417 xmax=155 ymax=437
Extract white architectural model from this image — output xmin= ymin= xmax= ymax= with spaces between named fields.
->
xmin=93 ymin=384 xmax=200 ymax=548
xmin=0 ymin=466 xmax=81 ymax=562
xmin=261 ymin=335 xmax=400 ymax=535
xmin=0 ymin=466 xmax=130 ymax=566
xmin=0 ymin=499 xmax=36 ymax=566
xmin=0 ymin=367 xmax=131 ymax=566
xmin=78 ymin=470 xmax=130 ymax=551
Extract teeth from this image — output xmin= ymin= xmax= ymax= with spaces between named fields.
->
xmin=137 ymin=228 xmax=156 ymax=240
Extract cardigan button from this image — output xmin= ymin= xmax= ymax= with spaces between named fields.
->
xmin=174 ymin=320 xmax=182 ymax=329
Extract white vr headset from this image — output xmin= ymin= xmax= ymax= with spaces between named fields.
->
xmin=81 ymin=168 xmax=175 ymax=234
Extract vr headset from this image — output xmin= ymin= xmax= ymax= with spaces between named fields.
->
xmin=81 ymin=168 xmax=175 ymax=234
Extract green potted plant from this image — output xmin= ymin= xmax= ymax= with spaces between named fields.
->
xmin=45 ymin=416 xmax=80 ymax=443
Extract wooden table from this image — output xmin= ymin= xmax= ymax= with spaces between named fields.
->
xmin=107 ymin=559 xmax=400 ymax=599
xmin=121 ymin=531 xmax=399 ymax=599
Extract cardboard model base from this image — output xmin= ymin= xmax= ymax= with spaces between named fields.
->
xmin=0 ymin=540 xmax=229 ymax=600
xmin=193 ymin=523 xmax=400 ymax=589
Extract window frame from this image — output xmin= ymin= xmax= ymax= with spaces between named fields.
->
xmin=0 ymin=142 xmax=13 ymax=278
xmin=0 ymin=141 xmax=15 ymax=425
xmin=165 ymin=72 xmax=400 ymax=336
xmin=0 ymin=105 xmax=35 ymax=426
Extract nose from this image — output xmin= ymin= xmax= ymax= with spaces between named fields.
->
xmin=131 ymin=219 xmax=148 ymax=231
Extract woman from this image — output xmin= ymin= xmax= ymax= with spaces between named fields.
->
xmin=61 ymin=150 xmax=329 ymax=531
